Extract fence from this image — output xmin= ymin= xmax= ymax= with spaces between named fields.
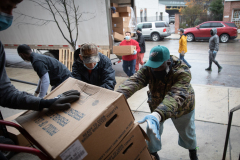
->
xmin=179 ymin=14 xmax=223 ymax=28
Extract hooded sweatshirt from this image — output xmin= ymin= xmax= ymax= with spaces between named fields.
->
xmin=209 ymin=28 xmax=219 ymax=51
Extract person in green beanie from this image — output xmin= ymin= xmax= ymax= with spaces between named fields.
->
xmin=117 ymin=45 xmax=198 ymax=160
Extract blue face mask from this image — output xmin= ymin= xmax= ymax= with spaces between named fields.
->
xmin=125 ymin=36 xmax=130 ymax=40
xmin=84 ymin=63 xmax=98 ymax=70
xmin=0 ymin=12 xmax=13 ymax=31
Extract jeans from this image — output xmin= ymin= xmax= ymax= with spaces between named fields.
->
xmin=122 ymin=59 xmax=136 ymax=77
xmin=179 ymin=54 xmax=191 ymax=68
xmin=208 ymin=50 xmax=221 ymax=68
xmin=147 ymin=109 xmax=197 ymax=153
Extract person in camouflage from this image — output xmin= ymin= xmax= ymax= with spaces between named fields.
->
xmin=117 ymin=45 xmax=198 ymax=160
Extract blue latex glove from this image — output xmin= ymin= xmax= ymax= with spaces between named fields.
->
xmin=138 ymin=113 xmax=161 ymax=141
xmin=213 ymin=50 xmax=217 ymax=54
xmin=133 ymin=50 xmax=137 ymax=55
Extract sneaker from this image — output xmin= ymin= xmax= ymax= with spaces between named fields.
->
xmin=205 ymin=67 xmax=212 ymax=71
xmin=189 ymin=149 xmax=198 ymax=160
xmin=151 ymin=152 xmax=160 ymax=160
xmin=218 ymin=66 xmax=223 ymax=73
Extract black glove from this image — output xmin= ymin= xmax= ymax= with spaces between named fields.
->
xmin=39 ymin=90 xmax=80 ymax=111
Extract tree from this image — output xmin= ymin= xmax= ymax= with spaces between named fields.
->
xmin=14 ymin=0 xmax=96 ymax=50
xmin=180 ymin=0 xmax=208 ymax=27
xmin=209 ymin=0 xmax=224 ymax=21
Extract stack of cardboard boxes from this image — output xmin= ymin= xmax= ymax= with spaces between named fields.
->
xmin=111 ymin=3 xmax=134 ymax=42
xmin=14 ymin=78 xmax=153 ymax=160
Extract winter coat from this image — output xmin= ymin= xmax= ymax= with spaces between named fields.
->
xmin=178 ymin=34 xmax=187 ymax=54
xmin=137 ymin=33 xmax=146 ymax=53
xmin=72 ymin=53 xmax=116 ymax=90
xmin=116 ymin=55 xmax=195 ymax=121
xmin=209 ymin=28 xmax=219 ymax=51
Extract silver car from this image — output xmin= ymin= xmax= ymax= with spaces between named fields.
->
xmin=137 ymin=21 xmax=171 ymax=41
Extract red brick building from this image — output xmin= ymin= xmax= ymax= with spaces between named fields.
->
xmin=223 ymin=0 xmax=240 ymax=32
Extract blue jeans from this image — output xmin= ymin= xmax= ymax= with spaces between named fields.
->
xmin=147 ymin=109 xmax=197 ymax=153
xmin=122 ymin=59 xmax=136 ymax=77
xmin=179 ymin=54 xmax=191 ymax=68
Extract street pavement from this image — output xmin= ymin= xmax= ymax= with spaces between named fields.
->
xmin=1 ymin=39 xmax=240 ymax=160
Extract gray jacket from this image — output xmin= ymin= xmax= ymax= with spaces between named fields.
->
xmin=0 ymin=41 xmax=41 ymax=111
xmin=209 ymin=28 xmax=219 ymax=51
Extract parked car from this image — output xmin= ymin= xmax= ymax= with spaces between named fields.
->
xmin=137 ymin=21 xmax=171 ymax=41
xmin=184 ymin=21 xmax=238 ymax=43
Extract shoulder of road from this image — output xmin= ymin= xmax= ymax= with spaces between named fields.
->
xmin=166 ymin=33 xmax=240 ymax=40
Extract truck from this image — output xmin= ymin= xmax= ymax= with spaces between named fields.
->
xmin=0 ymin=0 xmax=136 ymax=63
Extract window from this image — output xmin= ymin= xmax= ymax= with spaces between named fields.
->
xmin=211 ymin=23 xmax=223 ymax=28
xmin=144 ymin=8 xmax=147 ymax=21
xmin=155 ymin=22 xmax=165 ymax=28
xmin=200 ymin=23 xmax=211 ymax=28
xmin=156 ymin=12 xmax=158 ymax=21
xmin=159 ymin=12 xmax=163 ymax=21
xmin=225 ymin=22 xmax=237 ymax=28
xmin=142 ymin=23 xmax=152 ymax=29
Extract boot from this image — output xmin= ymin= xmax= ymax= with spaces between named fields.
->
xmin=205 ymin=67 xmax=212 ymax=71
xmin=189 ymin=149 xmax=198 ymax=160
xmin=151 ymin=152 xmax=160 ymax=160
xmin=218 ymin=66 xmax=223 ymax=73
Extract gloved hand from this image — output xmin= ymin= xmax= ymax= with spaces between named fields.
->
xmin=133 ymin=50 xmax=137 ymax=55
xmin=138 ymin=112 xmax=161 ymax=140
xmin=213 ymin=50 xmax=217 ymax=54
xmin=39 ymin=90 xmax=80 ymax=111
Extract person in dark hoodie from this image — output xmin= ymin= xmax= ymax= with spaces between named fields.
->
xmin=72 ymin=43 xmax=116 ymax=90
xmin=205 ymin=28 xmax=222 ymax=73
xmin=179 ymin=28 xmax=191 ymax=68
xmin=135 ymin=28 xmax=146 ymax=72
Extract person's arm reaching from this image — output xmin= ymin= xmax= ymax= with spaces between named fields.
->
xmin=135 ymin=40 xmax=141 ymax=53
xmin=38 ymin=72 xmax=50 ymax=98
xmin=34 ymin=79 xmax=41 ymax=96
xmin=116 ymin=66 xmax=149 ymax=99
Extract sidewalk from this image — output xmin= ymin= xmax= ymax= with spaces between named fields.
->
xmin=1 ymin=67 xmax=240 ymax=160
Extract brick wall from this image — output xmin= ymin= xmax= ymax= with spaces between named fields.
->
xmin=175 ymin=14 xmax=179 ymax=34
xmin=223 ymin=1 xmax=240 ymax=22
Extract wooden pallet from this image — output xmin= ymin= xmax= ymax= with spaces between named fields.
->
xmin=59 ymin=48 xmax=74 ymax=72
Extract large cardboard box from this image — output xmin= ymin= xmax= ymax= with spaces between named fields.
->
xmin=111 ymin=3 xmax=118 ymax=8
xmin=105 ymin=123 xmax=152 ymax=160
xmin=112 ymin=17 xmax=130 ymax=28
xmin=113 ymin=27 xmax=134 ymax=35
xmin=116 ymin=6 xmax=131 ymax=13
xmin=112 ymin=12 xmax=119 ymax=17
xmin=16 ymin=77 xmax=135 ymax=160
xmin=119 ymin=12 xmax=131 ymax=17
xmin=113 ymin=32 xmax=124 ymax=42
xmin=113 ymin=45 xmax=136 ymax=56
xmin=2 ymin=112 xmax=31 ymax=147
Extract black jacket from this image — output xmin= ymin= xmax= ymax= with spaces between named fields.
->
xmin=72 ymin=53 xmax=116 ymax=90
xmin=137 ymin=33 xmax=146 ymax=53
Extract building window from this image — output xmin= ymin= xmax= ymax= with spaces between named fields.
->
xmin=232 ymin=9 xmax=240 ymax=29
xmin=156 ymin=12 xmax=158 ymax=21
xmin=160 ymin=12 xmax=163 ymax=21
xmin=140 ymin=9 xmax=143 ymax=22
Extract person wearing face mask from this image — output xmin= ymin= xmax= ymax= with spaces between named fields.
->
xmin=178 ymin=28 xmax=191 ymax=68
xmin=205 ymin=28 xmax=222 ymax=73
xmin=72 ymin=43 xmax=116 ymax=90
xmin=120 ymin=31 xmax=141 ymax=77
xmin=17 ymin=44 xmax=73 ymax=98
xmin=136 ymin=28 xmax=146 ymax=72
xmin=117 ymin=45 xmax=198 ymax=160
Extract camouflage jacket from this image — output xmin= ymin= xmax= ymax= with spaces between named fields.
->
xmin=116 ymin=55 xmax=195 ymax=121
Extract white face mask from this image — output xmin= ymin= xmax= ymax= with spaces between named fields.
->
xmin=166 ymin=65 xmax=170 ymax=74
xmin=24 ymin=60 xmax=30 ymax=63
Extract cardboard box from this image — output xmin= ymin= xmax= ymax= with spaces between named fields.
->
xmin=120 ymin=12 xmax=131 ymax=17
xmin=113 ymin=27 xmax=134 ymax=35
xmin=113 ymin=45 xmax=136 ymax=56
xmin=2 ymin=112 xmax=31 ymax=147
xmin=112 ymin=12 xmax=119 ymax=17
xmin=116 ymin=6 xmax=131 ymax=13
xmin=112 ymin=17 xmax=130 ymax=28
xmin=16 ymin=77 xmax=135 ymax=160
xmin=99 ymin=49 xmax=110 ymax=58
xmin=105 ymin=123 xmax=152 ymax=160
xmin=113 ymin=32 xmax=124 ymax=42
xmin=111 ymin=3 xmax=118 ymax=8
